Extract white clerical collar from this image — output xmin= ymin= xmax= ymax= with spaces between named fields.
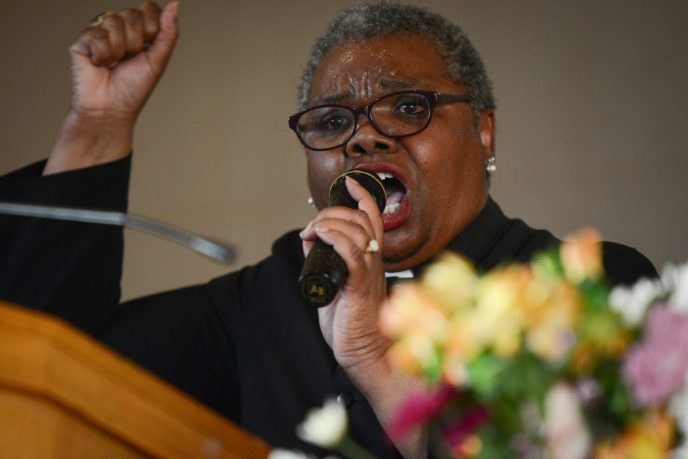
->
xmin=385 ymin=270 xmax=414 ymax=279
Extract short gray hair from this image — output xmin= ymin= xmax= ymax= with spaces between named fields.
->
xmin=298 ymin=2 xmax=496 ymax=118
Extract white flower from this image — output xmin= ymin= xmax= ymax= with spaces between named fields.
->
xmin=268 ymin=449 xmax=314 ymax=459
xmin=544 ymin=383 xmax=591 ymax=459
xmin=671 ymin=446 xmax=688 ymax=459
xmin=671 ymin=378 xmax=688 ymax=459
xmin=296 ymin=398 xmax=348 ymax=448
xmin=670 ymin=373 xmax=688 ymax=450
xmin=663 ymin=262 xmax=688 ymax=311
xmin=609 ymin=277 xmax=664 ymax=326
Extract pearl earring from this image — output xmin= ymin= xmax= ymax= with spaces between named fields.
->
xmin=486 ymin=157 xmax=497 ymax=175
xmin=307 ymin=197 xmax=317 ymax=208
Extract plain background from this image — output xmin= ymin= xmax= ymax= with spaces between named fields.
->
xmin=1 ymin=1 xmax=686 ymax=301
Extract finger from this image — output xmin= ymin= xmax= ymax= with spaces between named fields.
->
xmin=302 ymin=238 xmax=315 ymax=257
xmin=301 ymin=217 xmax=372 ymax=261
xmin=313 ymin=217 xmax=373 ymax=254
xmin=313 ymin=227 xmax=369 ymax=273
xmin=72 ymin=27 xmax=113 ymax=66
xmin=145 ymin=0 xmax=180 ymax=72
xmin=313 ymin=226 xmax=385 ymax=296
xmin=300 ymin=219 xmax=317 ymax=242
xmin=118 ymin=8 xmax=146 ymax=56
xmin=300 ymin=219 xmax=317 ymax=255
xmin=140 ymin=0 xmax=162 ymax=42
xmin=99 ymin=14 xmax=127 ymax=63
xmin=301 ymin=208 xmax=376 ymax=247
xmin=345 ymin=177 xmax=384 ymax=242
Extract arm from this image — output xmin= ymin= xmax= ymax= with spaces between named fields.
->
xmin=0 ymin=157 xmax=130 ymax=331
xmin=0 ymin=1 xmax=180 ymax=330
xmin=45 ymin=0 xmax=179 ymax=175
xmin=300 ymin=178 xmax=428 ymax=458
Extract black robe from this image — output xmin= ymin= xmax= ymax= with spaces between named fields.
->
xmin=0 ymin=156 xmax=656 ymax=457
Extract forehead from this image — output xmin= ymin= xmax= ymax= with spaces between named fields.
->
xmin=308 ymin=34 xmax=457 ymax=106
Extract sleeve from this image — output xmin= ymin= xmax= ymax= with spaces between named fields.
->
xmin=0 ymin=158 xmax=242 ymax=421
xmin=0 ymin=156 xmax=131 ymax=332
xmin=602 ymin=241 xmax=658 ymax=286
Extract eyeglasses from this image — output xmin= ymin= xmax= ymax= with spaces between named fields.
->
xmin=288 ymin=90 xmax=472 ymax=151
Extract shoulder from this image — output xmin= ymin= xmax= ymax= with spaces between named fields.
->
xmin=205 ymin=229 xmax=304 ymax=307
xmin=504 ymin=221 xmax=658 ymax=286
xmin=481 ymin=201 xmax=656 ymax=285
xmin=209 ymin=229 xmax=303 ymax=281
xmin=602 ymin=241 xmax=657 ymax=286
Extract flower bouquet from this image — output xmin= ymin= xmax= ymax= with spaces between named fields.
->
xmin=380 ymin=229 xmax=688 ymax=458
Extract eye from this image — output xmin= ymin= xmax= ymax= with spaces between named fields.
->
xmin=320 ymin=111 xmax=352 ymax=131
xmin=298 ymin=107 xmax=353 ymax=135
xmin=394 ymin=94 xmax=429 ymax=116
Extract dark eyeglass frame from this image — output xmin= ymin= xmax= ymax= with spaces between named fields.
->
xmin=288 ymin=90 xmax=472 ymax=151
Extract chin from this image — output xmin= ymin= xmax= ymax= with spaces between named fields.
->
xmin=381 ymin=238 xmax=423 ymax=270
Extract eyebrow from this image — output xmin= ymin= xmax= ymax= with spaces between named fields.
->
xmin=313 ymin=93 xmax=351 ymax=106
xmin=311 ymin=79 xmax=424 ymax=106
xmin=379 ymin=79 xmax=421 ymax=91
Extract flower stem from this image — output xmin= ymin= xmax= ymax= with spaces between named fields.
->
xmin=337 ymin=436 xmax=378 ymax=459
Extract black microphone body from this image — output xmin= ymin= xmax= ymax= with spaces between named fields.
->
xmin=298 ymin=169 xmax=386 ymax=307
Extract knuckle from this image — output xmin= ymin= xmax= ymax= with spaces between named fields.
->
xmin=82 ymin=27 xmax=108 ymax=40
xmin=120 ymin=8 xmax=143 ymax=24
xmin=348 ymin=245 xmax=365 ymax=264
xmin=102 ymin=14 xmax=124 ymax=31
xmin=142 ymin=1 xmax=162 ymax=15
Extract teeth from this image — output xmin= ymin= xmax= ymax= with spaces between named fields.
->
xmin=376 ymin=172 xmax=394 ymax=180
xmin=383 ymin=203 xmax=400 ymax=215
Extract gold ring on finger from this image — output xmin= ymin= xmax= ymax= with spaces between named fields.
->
xmin=89 ymin=11 xmax=115 ymax=27
xmin=365 ymin=239 xmax=380 ymax=253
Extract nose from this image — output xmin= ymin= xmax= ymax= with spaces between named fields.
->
xmin=345 ymin=114 xmax=398 ymax=158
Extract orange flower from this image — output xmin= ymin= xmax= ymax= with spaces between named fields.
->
xmin=525 ymin=280 xmax=581 ymax=363
xmin=560 ymin=228 xmax=603 ymax=284
xmin=571 ymin=310 xmax=629 ymax=373
xmin=443 ymin=313 xmax=482 ymax=364
xmin=381 ymin=282 xmax=454 ymax=379
xmin=472 ymin=265 xmax=532 ymax=357
xmin=380 ymin=283 xmax=449 ymax=340
xmin=387 ymin=335 xmax=430 ymax=375
xmin=422 ymin=253 xmax=478 ymax=310
xmin=594 ymin=410 xmax=675 ymax=459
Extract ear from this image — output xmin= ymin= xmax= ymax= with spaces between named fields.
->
xmin=477 ymin=109 xmax=496 ymax=161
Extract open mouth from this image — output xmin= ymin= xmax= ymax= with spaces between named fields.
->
xmin=376 ymin=171 xmax=406 ymax=216
xmin=368 ymin=170 xmax=409 ymax=231
xmin=351 ymin=164 xmax=410 ymax=231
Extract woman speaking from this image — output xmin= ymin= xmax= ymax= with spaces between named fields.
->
xmin=0 ymin=2 xmax=655 ymax=457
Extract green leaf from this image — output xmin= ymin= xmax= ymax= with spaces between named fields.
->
xmin=500 ymin=351 xmax=555 ymax=404
xmin=467 ymin=353 xmax=507 ymax=400
xmin=422 ymin=348 xmax=443 ymax=384
xmin=531 ymin=250 xmax=564 ymax=278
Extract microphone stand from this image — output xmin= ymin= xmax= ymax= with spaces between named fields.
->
xmin=0 ymin=201 xmax=236 ymax=264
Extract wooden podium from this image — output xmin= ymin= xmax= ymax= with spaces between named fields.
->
xmin=0 ymin=302 xmax=270 ymax=458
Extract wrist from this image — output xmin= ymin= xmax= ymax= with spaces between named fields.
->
xmin=44 ymin=110 xmax=136 ymax=175
xmin=346 ymin=350 xmax=417 ymax=404
xmin=338 ymin=335 xmax=393 ymax=391
xmin=347 ymin=354 xmax=430 ymax=459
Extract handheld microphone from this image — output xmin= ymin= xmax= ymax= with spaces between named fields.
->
xmin=298 ymin=169 xmax=386 ymax=307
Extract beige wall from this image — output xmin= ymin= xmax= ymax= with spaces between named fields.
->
xmin=1 ymin=1 xmax=686 ymax=300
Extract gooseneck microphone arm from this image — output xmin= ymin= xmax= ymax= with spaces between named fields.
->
xmin=297 ymin=169 xmax=386 ymax=307
xmin=0 ymin=201 xmax=236 ymax=264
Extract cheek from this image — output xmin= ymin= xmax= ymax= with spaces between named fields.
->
xmin=412 ymin=130 xmax=467 ymax=177
xmin=306 ymin=152 xmax=344 ymax=205
xmin=411 ymin=127 xmax=485 ymax=195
